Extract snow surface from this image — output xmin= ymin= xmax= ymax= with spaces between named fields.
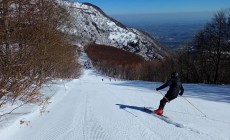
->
xmin=0 ymin=69 xmax=230 ymax=140
xmin=109 ymin=31 xmax=137 ymax=45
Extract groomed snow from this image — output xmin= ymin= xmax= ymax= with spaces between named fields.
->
xmin=0 ymin=69 xmax=230 ymax=140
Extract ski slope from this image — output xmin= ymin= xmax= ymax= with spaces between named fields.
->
xmin=0 ymin=69 xmax=230 ymax=140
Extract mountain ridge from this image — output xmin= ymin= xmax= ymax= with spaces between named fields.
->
xmin=63 ymin=1 xmax=171 ymax=60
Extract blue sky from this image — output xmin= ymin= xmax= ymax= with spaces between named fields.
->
xmin=75 ymin=0 xmax=230 ymax=15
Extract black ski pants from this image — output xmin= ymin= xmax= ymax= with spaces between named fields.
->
xmin=159 ymin=93 xmax=178 ymax=110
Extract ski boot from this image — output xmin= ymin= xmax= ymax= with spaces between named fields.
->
xmin=154 ymin=109 xmax=163 ymax=115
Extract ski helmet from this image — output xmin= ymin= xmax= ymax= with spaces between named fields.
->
xmin=171 ymin=72 xmax=179 ymax=78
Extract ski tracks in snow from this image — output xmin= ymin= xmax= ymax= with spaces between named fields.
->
xmin=106 ymin=88 xmax=162 ymax=140
xmin=1 ymin=70 xmax=229 ymax=140
xmin=108 ymin=83 xmax=219 ymax=140
xmin=60 ymin=79 xmax=111 ymax=140
xmin=82 ymin=92 xmax=111 ymax=140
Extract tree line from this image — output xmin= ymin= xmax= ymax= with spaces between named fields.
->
xmin=177 ymin=9 xmax=230 ymax=84
xmin=0 ymin=0 xmax=81 ymax=116
xmin=85 ymin=43 xmax=176 ymax=81
xmin=86 ymin=9 xmax=230 ymax=84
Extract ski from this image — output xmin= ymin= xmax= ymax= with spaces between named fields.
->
xmin=143 ymin=107 xmax=168 ymax=118
xmin=144 ymin=107 xmax=185 ymax=128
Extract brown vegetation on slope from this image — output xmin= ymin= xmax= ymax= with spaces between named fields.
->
xmin=85 ymin=43 xmax=177 ymax=81
xmin=0 ymin=0 xmax=81 ymax=118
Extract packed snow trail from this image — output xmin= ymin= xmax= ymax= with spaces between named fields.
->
xmin=0 ymin=70 xmax=230 ymax=140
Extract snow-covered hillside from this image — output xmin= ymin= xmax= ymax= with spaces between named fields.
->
xmin=63 ymin=1 xmax=170 ymax=60
xmin=0 ymin=69 xmax=230 ymax=140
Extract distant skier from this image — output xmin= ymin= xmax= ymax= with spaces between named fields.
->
xmin=154 ymin=72 xmax=184 ymax=115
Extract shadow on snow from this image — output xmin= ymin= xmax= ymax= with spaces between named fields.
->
xmin=116 ymin=104 xmax=152 ymax=115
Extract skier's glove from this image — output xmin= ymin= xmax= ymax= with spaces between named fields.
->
xmin=156 ymin=88 xmax=160 ymax=91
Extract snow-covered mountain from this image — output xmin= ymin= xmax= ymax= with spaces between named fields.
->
xmin=63 ymin=1 xmax=171 ymax=60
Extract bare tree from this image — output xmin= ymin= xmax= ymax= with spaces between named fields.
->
xmin=194 ymin=9 xmax=230 ymax=84
xmin=0 ymin=0 xmax=80 ymax=120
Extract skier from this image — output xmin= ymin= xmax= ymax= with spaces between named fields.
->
xmin=154 ymin=72 xmax=184 ymax=115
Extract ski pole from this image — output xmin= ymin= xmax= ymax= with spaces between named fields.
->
xmin=157 ymin=90 xmax=170 ymax=103
xmin=123 ymin=109 xmax=138 ymax=117
xmin=181 ymin=96 xmax=207 ymax=117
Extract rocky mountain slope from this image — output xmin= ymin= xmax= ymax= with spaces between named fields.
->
xmin=63 ymin=1 xmax=171 ymax=60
